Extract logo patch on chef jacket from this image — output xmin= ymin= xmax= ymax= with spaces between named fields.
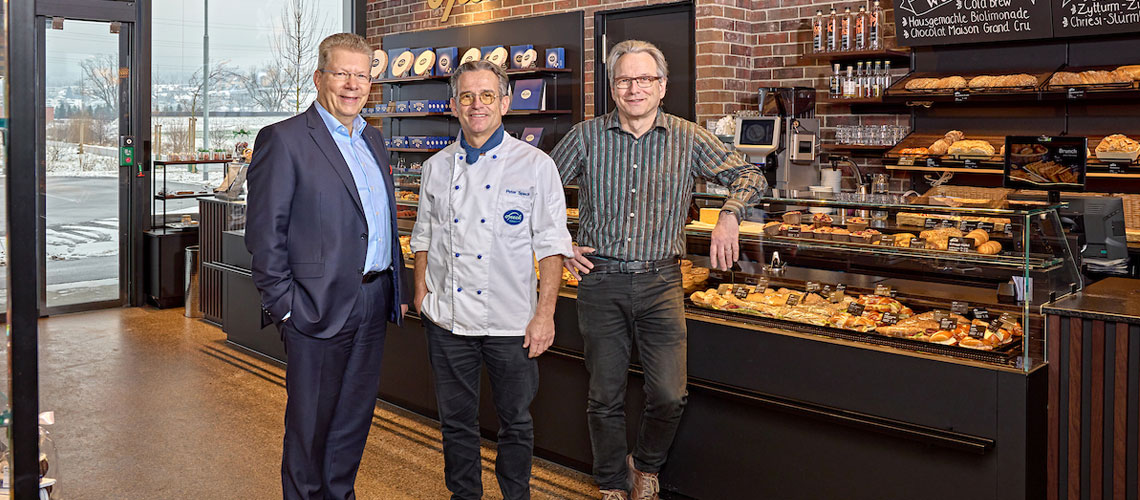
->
xmin=503 ymin=209 xmax=525 ymax=225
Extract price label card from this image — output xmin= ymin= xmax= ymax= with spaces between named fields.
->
xmin=951 ymin=301 xmax=969 ymax=315
xmin=880 ymin=237 xmax=896 ymax=247
xmin=948 ymin=237 xmax=972 ymax=253
xmin=969 ymin=324 xmax=986 ymax=339
xmin=874 ymin=284 xmax=891 ymax=296
xmin=1107 ymin=162 xmax=1124 ymax=173
xmin=959 ymin=220 xmax=979 ymax=232
xmin=756 ymin=277 xmax=769 ymax=293
xmin=787 ymin=225 xmax=801 ymax=237
xmin=744 ymin=276 xmax=759 ymax=286
xmin=933 ymin=310 xmax=950 ymax=323
xmin=821 ymin=285 xmax=832 ymax=297
xmin=847 ymin=302 xmax=866 ymax=316
xmin=940 ymin=219 xmax=956 ymax=228
xmin=785 ymin=294 xmax=800 ymax=307
xmin=890 ymin=289 xmax=899 ymax=299
xmin=972 ymin=307 xmax=990 ymax=321
xmin=963 ymin=158 xmax=978 ymax=169
xmin=910 ymin=238 xmax=927 ymax=249
xmin=898 ymin=156 xmax=916 ymax=166
xmin=829 ymin=290 xmax=845 ymax=303
xmin=836 ymin=284 xmax=847 ymax=293
xmin=881 ymin=311 xmax=900 ymax=325
xmin=998 ymin=312 xmax=1014 ymax=329
xmin=939 ymin=318 xmax=957 ymax=331
xmin=924 ymin=218 xmax=939 ymax=229
xmin=1067 ymin=88 xmax=1085 ymax=100
xmin=978 ymin=222 xmax=995 ymax=232
xmin=805 ymin=281 xmax=821 ymax=293
xmin=926 ymin=157 xmax=941 ymax=169
xmin=988 ymin=317 xmax=1003 ymax=333
xmin=954 ymin=91 xmax=970 ymax=102
xmin=733 ymin=285 xmax=750 ymax=299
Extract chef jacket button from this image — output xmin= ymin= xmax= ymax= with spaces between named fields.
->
xmin=455 ymin=185 xmax=460 ymax=190
xmin=457 ymin=287 xmax=463 ymax=292
xmin=492 ymin=155 xmax=497 ymax=159
xmin=454 ymin=218 xmax=459 ymax=223
xmin=455 ymin=252 xmax=460 ymax=257
xmin=476 ymin=290 xmax=482 ymax=295
xmin=477 ymin=254 xmax=482 ymax=259
xmin=480 ymin=218 xmax=486 ymax=223
xmin=485 ymin=184 xmax=491 ymax=189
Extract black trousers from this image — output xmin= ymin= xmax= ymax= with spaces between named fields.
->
xmin=281 ymin=273 xmax=392 ymax=500
xmin=424 ymin=318 xmax=539 ymax=500
xmin=575 ymin=263 xmax=688 ymax=491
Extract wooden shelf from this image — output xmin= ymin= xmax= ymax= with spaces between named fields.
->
xmin=818 ymin=95 xmax=892 ymax=105
xmin=820 ymin=144 xmax=894 ymax=152
xmin=388 ymin=147 xmax=443 ymax=153
xmin=886 ymin=165 xmax=1004 ymax=174
xmin=803 ymin=48 xmax=911 ymax=64
xmin=373 ymin=67 xmax=572 ymax=85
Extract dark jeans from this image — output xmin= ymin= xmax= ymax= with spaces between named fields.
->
xmin=576 ymin=263 xmax=688 ymax=491
xmin=281 ymin=273 xmax=391 ymax=500
xmin=424 ymin=318 xmax=539 ymax=500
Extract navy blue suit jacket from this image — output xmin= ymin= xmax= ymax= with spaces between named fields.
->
xmin=245 ymin=104 xmax=407 ymax=339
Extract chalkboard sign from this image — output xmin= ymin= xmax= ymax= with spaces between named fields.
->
xmin=1054 ymin=0 xmax=1140 ymax=38
xmin=894 ymin=0 xmax=1053 ymax=46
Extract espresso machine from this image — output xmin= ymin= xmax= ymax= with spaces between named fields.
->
xmin=733 ymin=87 xmax=819 ymax=195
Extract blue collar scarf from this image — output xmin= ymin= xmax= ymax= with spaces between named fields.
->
xmin=459 ymin=125 xmax=504 ymax=165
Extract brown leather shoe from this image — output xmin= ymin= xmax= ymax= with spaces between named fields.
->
xmin=600 ymin=489 xmax=629 ymax=500
xmin=627 ymin=454 xmax=660 ymax=500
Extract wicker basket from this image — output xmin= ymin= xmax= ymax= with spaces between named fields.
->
xmin=913 ymin=185 xmax=1014 ymax=209
xmin=1117 ymin=193 xmax=1140 ymax=231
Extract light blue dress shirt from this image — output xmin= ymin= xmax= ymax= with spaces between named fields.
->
xmin=314 ymin=102 xmax=392 ymax=273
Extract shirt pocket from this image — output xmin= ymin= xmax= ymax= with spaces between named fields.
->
xmin=495 ymin=187 xmax=534 ymax=238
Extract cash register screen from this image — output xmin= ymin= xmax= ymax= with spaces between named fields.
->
xmin=739 ymin=119 xmax=777 ymax=146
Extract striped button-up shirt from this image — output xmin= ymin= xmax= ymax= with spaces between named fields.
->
xmin=550 ymin=110 xmax=766 ymax=261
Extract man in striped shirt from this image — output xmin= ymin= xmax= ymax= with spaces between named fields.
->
xmin=550 ymin=40 xmax=766 ymax=500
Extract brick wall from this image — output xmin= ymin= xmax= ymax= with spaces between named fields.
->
xmin=368 ymin=0 xmax=909 ymax=189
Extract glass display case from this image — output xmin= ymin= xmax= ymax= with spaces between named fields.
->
xmin=672 ymin=196 xmax=1082 ymax=371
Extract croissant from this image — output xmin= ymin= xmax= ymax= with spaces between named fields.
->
xmin=943 ymin=130 xmax=965 ymax=143
xmin=977 ymin=241 xmax=1002 ymax=255
xmin=928 ymin=138 xmax=952 ymax=155
xmin=965 ymin=229 xmax=989 ymax=246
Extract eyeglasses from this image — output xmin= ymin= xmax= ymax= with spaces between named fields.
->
xmin=319 ymin=69 xmax=370 ymax=83
xmin=613 ymin=76 xmax=662 ymax=90
xmin=457 ymin=91 xmax=499 ymax=106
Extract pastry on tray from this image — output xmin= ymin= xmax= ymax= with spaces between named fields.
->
xmin=947 ymin=139 xmax=996 ymax=157
xmin=1095 ymin=134 xmax=1140 ymax=153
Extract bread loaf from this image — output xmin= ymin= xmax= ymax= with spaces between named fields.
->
xmin=935 ymin=76 xmax=968 ymax=89
xmin=1095 ymin=134 xmax=1140 ymax=153
xmin=948 ymin=140 xmax=996 ymax=156
xmin=1117 ymin=65 xmax=1140 ymax=81
xmin=905 ymin=78 xmax=940 ymax=90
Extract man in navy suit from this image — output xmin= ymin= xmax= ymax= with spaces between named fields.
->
xmin=245 ymin=32 xmax=408 ymax=500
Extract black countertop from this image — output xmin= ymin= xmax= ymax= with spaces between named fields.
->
xmin=1042 ymin=277 xmax=1140 ymax=324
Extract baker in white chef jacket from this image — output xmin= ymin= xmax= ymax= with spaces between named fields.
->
xmin=409 ymin=59 xmax=573 ymax=500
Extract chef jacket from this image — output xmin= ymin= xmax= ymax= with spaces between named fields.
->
xmin=410 ymin=133 xmax=574 ymax=336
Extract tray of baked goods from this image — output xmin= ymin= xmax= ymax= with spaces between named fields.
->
xmin=688 ymin=280 xmax=1025 ymax=364
xmin=885 ymin=130 xmax=1008 ymax=166
xmin=1044 ymin=64 xmax=1140 ymax=91
xmin=1087 ymin=133 xmax=1140 ymax=167
xmin=885 ymin=70 xmax=1051 ymax=102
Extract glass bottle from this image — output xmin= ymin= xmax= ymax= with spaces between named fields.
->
xmin=843 ymin=66 xmax=856 ymax=98
xmin=826 ymin=7 xmax=839 ymax=52
xmin=882 ymin=60 xmax=892 ymax=91
xmin=871 ymin=61 xmax=883 ymax=98
xmin=812 ymin=10 xmax=825 ymax=53
xmin=870 ymin=0 xmax=884 ymax=50
xmin=855 ymin=61 xmax=864 ymax=98
xmin=840 ymin=7 xmax=853 ymax=51
xmin=855 ymin=5 xmax=868 ymax=51
xmin=830 ymin=63 xmax=842 ymax=98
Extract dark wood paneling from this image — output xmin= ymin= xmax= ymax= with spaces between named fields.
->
xmin=1070 ymin=316 xmax=1083 ymax=500
xmin=1092 ymin=320 xmax=1105 ymax=500
xmin=1049 ymin=313 xmax=1061 ymax=500
xmin=1114 ymin=323 xmax=1127 ymax=500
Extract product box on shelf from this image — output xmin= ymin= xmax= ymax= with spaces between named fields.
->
xmin=510 ymin=45 xmax=537 ymax=69
xmin=427 ymin=100 xmax=450 ymax=113
xmin=394 ymin=101 xmax=410 ymax=114
xmin=435 ymin=47 xmax=458 ymax=75
xmin=459 ymin=47 xmax=482 ymax=66
xmin=390 ymin=136 xmax=408 ymax=148
xmin=377 ymin=102 xmax=388 ymax=114
xmin=408 ymin=136 xmax=428 ymax=149
xmin=481 ymin=45 xmax=509 ymax=70
xmin=545 ymin=48 xmax=565 ymax=69
xmin=409 ymin=100 xmax=430 ymax=113
xmin=411 ymin=48 xmax=436 ymax=77
xmin=387 ymin=48 xmax=413 ymax=78
xmin=521 ymin=127 xmax=544 ymax=147
xmin=511 ymin=79 xmax=547 ymax=111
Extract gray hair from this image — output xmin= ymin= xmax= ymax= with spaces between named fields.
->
xmin=606 ymin=40 xmax=668 ymax=85
xmin=449 ymin=60 xmax=510 ymax=100
xmin=317 ymin=33 xmax=372 ymax=71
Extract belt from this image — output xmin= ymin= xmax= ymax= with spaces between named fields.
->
xmin=586 ymin=257 xmax=679 ymax=274
xmin=362 ymin=268 xmax=392 ymax=284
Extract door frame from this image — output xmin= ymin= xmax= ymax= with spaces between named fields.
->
xmin=33 ymin=0 xmax=151 ymax=315
xmin=593 ymin=1 xmax=695 ymax=120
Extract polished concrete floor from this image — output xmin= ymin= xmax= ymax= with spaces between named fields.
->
xmin=24 ymin=306 xmax=596 ymax=499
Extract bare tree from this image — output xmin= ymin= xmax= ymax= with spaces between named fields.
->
xmin=273 ymin=0 xmax=329 ymax=114
xmin=238 ymin=64 xmax=292 ymax=112
xmin=186 ymin=61 xmax=237 ymax=115
xmin=79 ymin=54 xmax=119 ymax=109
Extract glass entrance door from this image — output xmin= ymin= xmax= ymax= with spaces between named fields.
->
xmin=40 ymin=19 xmax=127 ymax=310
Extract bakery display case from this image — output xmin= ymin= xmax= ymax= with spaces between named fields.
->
xmin=881 ymin=129 xmax=1140 ymax=175
xmin=679 ymin=196 xmax=1082 ymax=370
